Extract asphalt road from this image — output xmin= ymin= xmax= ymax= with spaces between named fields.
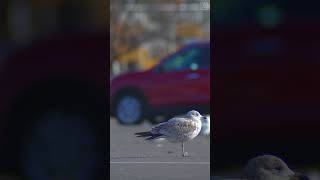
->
xmin=110 ymin=118 xmax=210 ymax=180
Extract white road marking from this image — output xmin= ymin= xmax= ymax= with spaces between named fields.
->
xmin=110 ymin=161 xmax=210 ymax=164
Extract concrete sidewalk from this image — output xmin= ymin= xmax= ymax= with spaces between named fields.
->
xmin=110 ymin=118 xmax=210 ymax=180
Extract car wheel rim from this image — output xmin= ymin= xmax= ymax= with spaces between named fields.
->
xmin=22 ymin=112 xmax=98 ymax=180
xmin=117 ymin=96 xmax=142 ymax=124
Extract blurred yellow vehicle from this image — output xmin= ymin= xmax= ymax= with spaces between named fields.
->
xmin=117 ymin=47 xmax=160 ymax=71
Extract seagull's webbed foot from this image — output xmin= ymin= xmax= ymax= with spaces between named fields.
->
xmin=181 ymin=141 xmax=189 ymax=157
xmin=182 ymin=152 xmax=189 ymax=157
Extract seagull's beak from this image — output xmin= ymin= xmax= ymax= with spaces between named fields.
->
xmin=290 ymin=173 xmax=309 ymax=180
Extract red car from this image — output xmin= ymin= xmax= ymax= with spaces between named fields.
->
xmin=110 ymin=42 xmax=210 ymax=124
xmin=0 ymin=33 xmax=107 ymax=179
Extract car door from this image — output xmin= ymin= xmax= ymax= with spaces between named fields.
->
xmin=182 ymin=45 xmax=210 ymax=105
xmin=146 ymin=44 xmax=210 ymax=107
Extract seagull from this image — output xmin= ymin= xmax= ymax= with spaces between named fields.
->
xmin=213 ymin=155 xmax=309 ymax=180
xmin=200 ymin=115 xmax=210 ymax=135
xmin=135 ymin=110 xmax=205 ymax=157
xmin=245 ymin=155 xmax=309 ymax=180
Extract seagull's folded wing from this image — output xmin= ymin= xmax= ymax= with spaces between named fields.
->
xmin=155 ymin=117 xmax=198 ymax=137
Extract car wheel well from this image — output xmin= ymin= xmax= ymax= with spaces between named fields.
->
xmin=112 ymin=86 xmax=147 ymax=114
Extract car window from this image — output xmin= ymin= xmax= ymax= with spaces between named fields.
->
xmin=161 ymin=46 xmax=209 ymax=72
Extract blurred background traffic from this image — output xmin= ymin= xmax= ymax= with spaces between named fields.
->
xmin=110 ymin=0 xmax=210 ymax=126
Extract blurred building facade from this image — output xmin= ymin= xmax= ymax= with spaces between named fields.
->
xmin=110 ymin=0 xmax=210 ymax=77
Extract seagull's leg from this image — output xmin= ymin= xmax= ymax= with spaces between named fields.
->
xmin=182 ymin=141 xmax=188 ymax=157
xmin=181 ymin=141 xmax=184 ymax=156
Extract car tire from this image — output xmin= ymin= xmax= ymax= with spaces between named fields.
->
xmin=114 ymin=93 xmax=145 ymax=125
xmin=18 ymin=105 xmax=105 ymax=180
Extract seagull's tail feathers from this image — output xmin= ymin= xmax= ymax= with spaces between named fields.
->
xmin=135 ymin=131 xmax=152 ymax=137
xmin=135 ymin=131 xmax=163 ymax=140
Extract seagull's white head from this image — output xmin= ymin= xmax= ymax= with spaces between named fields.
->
xmin=200 ymin=115 xmax=210 ymax=135
xmin=245 ymin=155 xmax=309 ymax=180
xmin=187 ymin=110 xmax=202 ymax=119
xmin=201 ymin=115 xmax=210 ymax=124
